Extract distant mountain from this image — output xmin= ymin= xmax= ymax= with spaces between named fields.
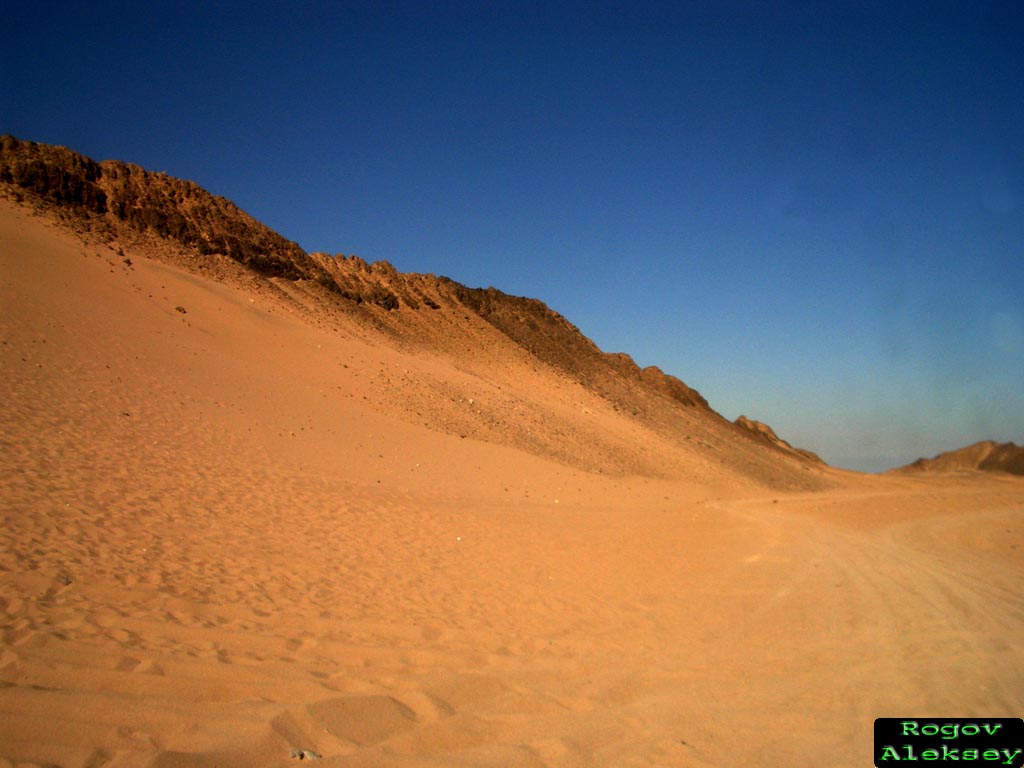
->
xmin=0 ymin=134 xmax=827 ymax=486
xmin=893 ymin=441 xmax=1024 ymax=476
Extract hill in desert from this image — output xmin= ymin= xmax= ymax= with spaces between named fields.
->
xmin=893 ymin=440 xmax=1024 ymax=477
xmin=1 ymin=136 xmax=1023 ymax=768
xmin=0 ymin=135 xmax=826 ymax=490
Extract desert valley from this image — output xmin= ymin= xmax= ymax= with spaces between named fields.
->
xmin=1 ymin=136 xmax=1022 ymax=767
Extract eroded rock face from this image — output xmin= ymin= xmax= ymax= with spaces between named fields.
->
xmin=0 ymin=135 xmax=107 ymax=213
xmin=1 ymin=134 xmax=317 ymax=280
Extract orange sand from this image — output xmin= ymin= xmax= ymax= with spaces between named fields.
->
xmin=1 ymin=198 xmax=1022 ymax=767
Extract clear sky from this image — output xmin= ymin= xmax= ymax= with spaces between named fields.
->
xmin=3 ymin=1 xmax=1022 ymax=472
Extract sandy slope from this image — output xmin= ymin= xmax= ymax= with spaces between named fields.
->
xmin=1 ymin=199 xmax=1022 ymax=767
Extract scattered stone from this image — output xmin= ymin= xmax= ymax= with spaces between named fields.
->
xmin=175 ymin=305 xmax=186 ymax=313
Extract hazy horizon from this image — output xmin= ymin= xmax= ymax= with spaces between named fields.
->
xmin=3 ymin=1 xmax=1022 ymax=471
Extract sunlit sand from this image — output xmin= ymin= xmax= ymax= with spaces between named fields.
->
xmin=2 ymin=197 xmax=1022 ymax=767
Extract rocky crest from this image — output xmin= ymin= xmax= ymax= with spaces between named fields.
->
xmin=0 ymin=135 xmax=321 ymax=280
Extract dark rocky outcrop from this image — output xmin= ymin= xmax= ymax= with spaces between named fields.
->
xmin=1 ymin=135 xmax=322 ymax=281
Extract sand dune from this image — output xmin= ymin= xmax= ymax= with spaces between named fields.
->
xmin=1 ymin=197 xmax=1022 ymax=768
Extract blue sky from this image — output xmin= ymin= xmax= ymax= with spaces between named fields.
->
xmin=3 ymin=1 xmax=1022 ymax=472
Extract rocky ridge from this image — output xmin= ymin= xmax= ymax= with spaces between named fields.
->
xmin=0 ymin=134 xmax=826 ymax=484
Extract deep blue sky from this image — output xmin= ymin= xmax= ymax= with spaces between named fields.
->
xmin=3 ymin=1 xmax=1022 ymax=472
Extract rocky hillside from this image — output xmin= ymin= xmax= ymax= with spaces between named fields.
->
xmin=0 ymin=134 xmax=826 ymax=485
xmin=894 ymin=441 xmax=1024 ymax=476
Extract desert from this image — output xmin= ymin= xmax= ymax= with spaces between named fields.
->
xmin=1 ymin=138 xmax=1022 ymax=767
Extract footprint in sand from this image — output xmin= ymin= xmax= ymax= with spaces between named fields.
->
xmin=91 ymin=609 xmax=123 ymax=628
xmin=116 ymin=725 xmax=160 ymax=748
xmin=390 ymin=689 xmax=455 ymax=721
xmin=311 ymin=695 xmax=419 ymax=745
xmin=0 ymin=645 xmax=19 ymax=665
xmin=0 ymin=760 xmax=47 ymax=768
xmin=83 ymin=748 xmax=112 ymax=768
xmin=0 ymin=594 xmax=26 ymax=617
xmin=5 ymin=621 xmax=44 ymax=649
xmin=527 ymin=738 xmax=577 ymax=765
xmin=285 ymin=635 xmax=318 ymax=654
xmin=116 ymin=656 xmax=165 ymax=675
